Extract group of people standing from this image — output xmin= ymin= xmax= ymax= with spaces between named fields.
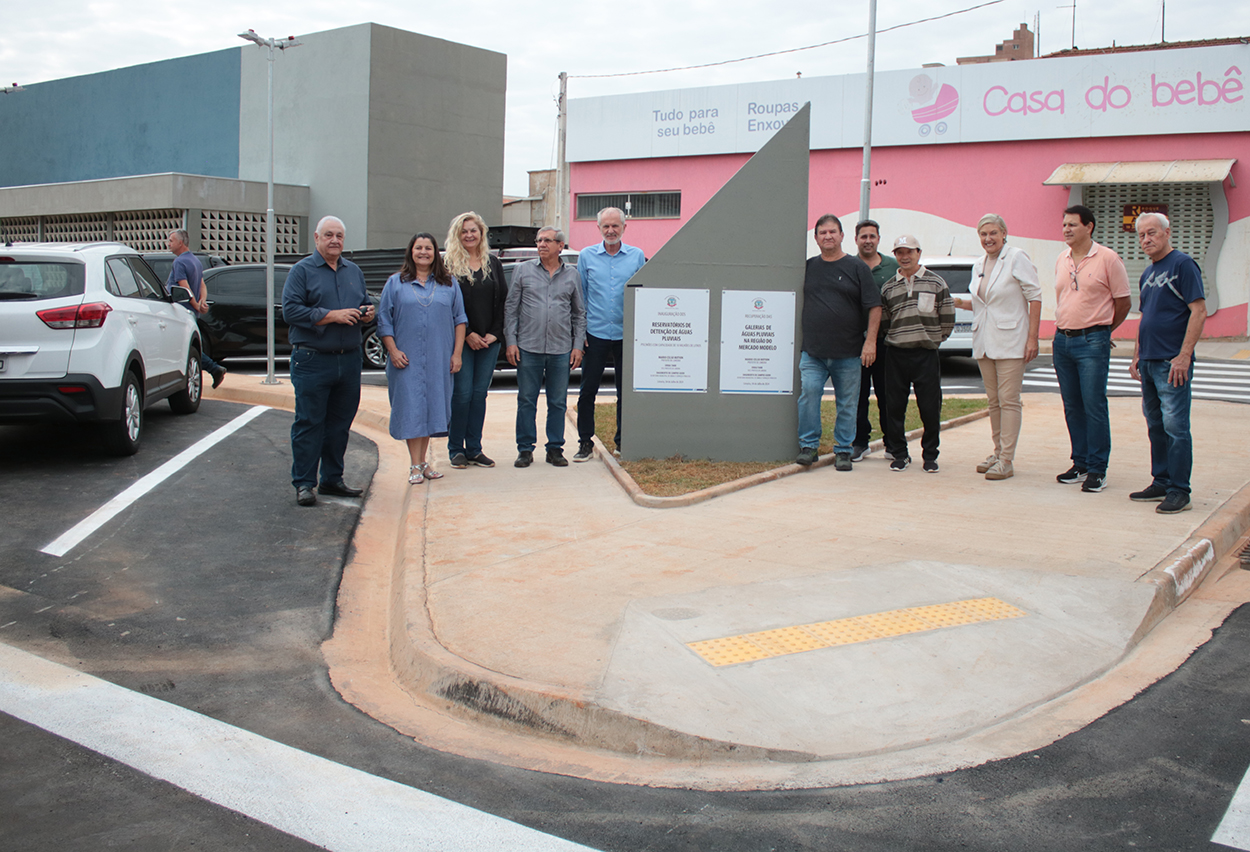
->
xmin=278 ymin=207 xmax=642 ymax=503
xmin=279 ymin=202 xmax=1206 ymax=516
xmin=798 ymin=204 xmax=1207 ymax=514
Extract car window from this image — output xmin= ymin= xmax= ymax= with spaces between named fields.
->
xmin=0 ymin=261 xmax=85 ymax=300
xmin=145 ymin=256 xmax=174 ymax=284
xmin=128 ymin=258 xmax=167 ymax=300
xmin=207 ymin=268 xmax=287 ymax=304
xmin=106 ymin=258 xmax=142 ymax=298
xmin=930 ymin=266 xmax=973 ymax=294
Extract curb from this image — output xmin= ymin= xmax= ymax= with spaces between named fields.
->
xmin=601 ymin=408 xmax=990 ymax=509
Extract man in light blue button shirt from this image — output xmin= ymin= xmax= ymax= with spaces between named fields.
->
xmin=574 ymin=207 xmax=646 ymax=460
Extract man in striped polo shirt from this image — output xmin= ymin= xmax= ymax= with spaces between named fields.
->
xmin=880 ymin=235 xmax=954 ymax=472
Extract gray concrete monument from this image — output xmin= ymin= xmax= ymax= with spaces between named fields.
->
xmin=620 ymin=104 xmax=810 ymax=462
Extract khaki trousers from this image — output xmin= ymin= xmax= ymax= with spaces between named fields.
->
xmin=976 ymin=357 xmax=1025 ymax=462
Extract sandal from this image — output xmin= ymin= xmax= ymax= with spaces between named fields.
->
xmin=420 ymin=462 xmax=444 ymax=480
xmin=408 ymin=464 xmax=424 ymax=485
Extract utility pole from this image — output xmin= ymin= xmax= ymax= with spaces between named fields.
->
xmin=238 ymin=29 xmax=301 ymax=386
xmin=554 ymin=72 xmax=569 ymax=234
xmin=859 ymin=0 xmax=879 ymax=225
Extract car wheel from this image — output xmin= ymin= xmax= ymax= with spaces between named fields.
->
xmin=103 ymin=371 xmax=143 ymax=456
xmin=362 ymin=330 xmax=386 ymax=370
xmin=169 ymin=347 xmax=202 ymax=414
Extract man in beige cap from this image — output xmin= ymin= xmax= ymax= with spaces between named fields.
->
xmin=879 ymin=235 xmax=954 ymax=472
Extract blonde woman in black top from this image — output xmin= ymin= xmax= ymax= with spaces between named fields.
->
xmin=444 ymin=211 xmax=508 ymax=468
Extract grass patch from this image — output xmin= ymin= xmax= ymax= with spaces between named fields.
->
xmin=591 ymin=397 xmax=987 ymax=497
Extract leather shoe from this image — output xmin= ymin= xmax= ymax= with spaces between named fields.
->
xmin=319 ymin=481 xmax=364 ymax=498
xmin=296 ymin=486 xmax=316 ymax=507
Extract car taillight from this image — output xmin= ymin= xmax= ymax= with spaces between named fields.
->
xmin=37 ymin=302 xmax=112 ymax=329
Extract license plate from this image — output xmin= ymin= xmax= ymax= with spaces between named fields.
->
xmin=954 ymin=322 xmax=972 ymax=332
xmin=0 ymin=359 xmax=5 ymax=371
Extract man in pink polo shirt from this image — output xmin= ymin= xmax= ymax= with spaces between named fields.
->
xmin=1052 ymin=204 xmax=1131 ymax=494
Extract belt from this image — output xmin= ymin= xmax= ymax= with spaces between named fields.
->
xmin=1055 ymin=324 xmax=1110 ymax=337
xmin=292 ymin=343 xmax=361 ymax=355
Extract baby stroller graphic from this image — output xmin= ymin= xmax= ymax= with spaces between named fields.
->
xmin=907 ymin=77 xmax=958 ymax=136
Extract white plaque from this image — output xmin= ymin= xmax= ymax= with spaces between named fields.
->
xmin=719 ymin=290 xmax=796 ymax=394
xmin=632 ymin=288 xmax=710 ymax=393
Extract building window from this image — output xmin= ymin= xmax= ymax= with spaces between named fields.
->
xmin=576 ymin=192 xmax=681 ymax=220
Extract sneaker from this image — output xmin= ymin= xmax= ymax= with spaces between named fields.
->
xmin=573 ymin=443 xmax=595 ymax=462
xmin=796 ymin=447 xmax=819 ymax=467
xmin=1157 ymin=492 xmax=1192 ymax=514
xmin=449 ymin=452 xmax=469 ymax=469
xmin=546 ymin=448 xmax=568 ymax=467
xmin=890 ymin=456 xmax=911 ymax=471
xmin=467 ymin=452 xmax=495 ymax=468
xmin=976 ymin=454 xmax=998 ymax=474
xmin=514 ymin=451 xmax=533 ymax=468
xmin=923 ymin=459 xmax=940 ymax=473
xmin=984 ymin=459 xmax=1014 ymax=480
xmin=211 ymin=366 xmax=227 ymax=389
xmin=1081 ymin=472 xmax=1107 ymax=492
xmin=834 ymin=452 xmax=852 ymax=471
xmin=1129 ymin=484 xmax=1168 ymax=502
xmin=1056 ymin=465 xmax=1088 ymax=485
xmin=850 ymin=445 xmax=870 ymax=462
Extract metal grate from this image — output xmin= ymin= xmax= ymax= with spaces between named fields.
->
xmin=113 ymin=209 xmax=183 ymax=252
xmin=1082 ymin=182 xmax=1214 ymax=308
xmin=576 ymin=192 xmax=681 ymax=220
xmin=200 ymin=210 xmax=301 ymax=265
xmin=43 ymin=213 xmax=109 ymax=243
xmin=0 ymin=216 xmax=39 ymax=242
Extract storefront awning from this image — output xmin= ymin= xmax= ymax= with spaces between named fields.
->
xmin=1043 ymin=159 xmax=1236 ymax=186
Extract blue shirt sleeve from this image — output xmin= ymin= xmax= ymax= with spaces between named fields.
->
xmin=452 ymin=282 xmax=468 ymax=327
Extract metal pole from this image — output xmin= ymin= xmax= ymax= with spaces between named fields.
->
xmin=263 ymin=38 xmax=279 ymax=385
xmin=859 ymin=0 xmax=878 ymax=224
xmin=554 ymin=71 xmax=569 ymax=233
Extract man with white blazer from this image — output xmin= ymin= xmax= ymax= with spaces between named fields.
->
xmin=953 ymin=214 xmax=1042 ymax=480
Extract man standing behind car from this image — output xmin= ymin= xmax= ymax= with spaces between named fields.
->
xmin=165 ymin=229 xmax=227 ymax=389
xmin=574 ymin=207 xmax=645 ymax=461
xmin=282 ymin=216 xmax=374 ymax=507
xmin=851 ymin=219 xmax=898 ymax=461
xmin=504 ymin=227 xmax=585 ymax=469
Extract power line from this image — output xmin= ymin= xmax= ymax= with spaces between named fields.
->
xmin=569 ymin=0 xmax=1005 ymax=79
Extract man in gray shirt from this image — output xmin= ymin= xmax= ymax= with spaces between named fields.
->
xmin=504 ymin=227 xmax=586 ymax=468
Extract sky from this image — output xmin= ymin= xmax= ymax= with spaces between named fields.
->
xmin=3 ymin=0 xmax=1246 ymax=196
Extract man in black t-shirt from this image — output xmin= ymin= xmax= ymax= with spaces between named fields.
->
xmin=796 ymin=214 xmax=881 ymax=471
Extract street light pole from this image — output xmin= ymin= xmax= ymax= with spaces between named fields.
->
xmin=859 ymin=0 xmax=878 ymax=225
xmin=238 ymin=29 xmax=301 ymax=385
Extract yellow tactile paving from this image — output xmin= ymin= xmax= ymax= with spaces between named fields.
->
xmin=687 ymin=597 xmax=1027 ymax=667
xmin=1233 ymin=350 xmax=1250 ymax=360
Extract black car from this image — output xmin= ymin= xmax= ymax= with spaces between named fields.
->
xmin=140 ymin=251 xmax=230 ymax=286
xmin=199 ymin=264 xmax=385 ymax=369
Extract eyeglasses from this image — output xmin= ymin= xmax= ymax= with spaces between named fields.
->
xmin=536 ymin=238 xmax=560 ymax=244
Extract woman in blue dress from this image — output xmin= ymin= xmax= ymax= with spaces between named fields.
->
xmin=378 ymin=233 xmax=467 ymax=484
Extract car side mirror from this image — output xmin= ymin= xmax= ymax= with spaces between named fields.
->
xmin=169 ymin=287 xmax=193 ymax=304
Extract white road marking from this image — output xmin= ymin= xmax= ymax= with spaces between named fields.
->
xmin=40 ymin=406 xmax=270 ymax=557
xmin=0 ymin=642 xmax=598 ymax=852
xmin=1213 ymin=763 xmax=1250 ymax=849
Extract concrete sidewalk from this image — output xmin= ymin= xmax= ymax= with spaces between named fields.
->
xmin=212 ymin=372 xmax=1250 ymax=791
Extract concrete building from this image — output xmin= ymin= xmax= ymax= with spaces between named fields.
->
xmin=957 ymin=23 xmax=1036 ymax=65
xmin=0 ymin=23 xmax=505 ymax=260
xmin=565 ymin=36 xmax=1248 ymax=339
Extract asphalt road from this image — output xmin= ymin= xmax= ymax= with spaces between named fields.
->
xmin=2 ymin=394 xmax=1250 ymax=851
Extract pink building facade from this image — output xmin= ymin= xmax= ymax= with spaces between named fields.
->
xmin=567 ymin=43 xmax=1248 ymax=338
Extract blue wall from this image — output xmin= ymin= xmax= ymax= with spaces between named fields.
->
xmin=0 ymin=49 xmax=240 ymax=188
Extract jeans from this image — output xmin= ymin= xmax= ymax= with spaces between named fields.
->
xmin=854 ymin=348 xmax=886 ymax=448
xmin=577 ymin=333 xmax=623 ymax=448
xmin=1052 ymin=327 xmax=1112 ymax=475
xmin=883 ymin=345 xmax=942 ymax=462
xmin=976 ymin=357 xmax=1025 ymax=463
xmin=447 ymin=340 xmax=500 ymax=457
xmin=1139 ymin=358 xmax=1194 ymax=496
xmin=798 ymin=352 xmax=861 ymax=453
xmin=289 ymin=347 xmax=362 ymax=488
xmin=515 ymin=348 xmax=571 ymax=452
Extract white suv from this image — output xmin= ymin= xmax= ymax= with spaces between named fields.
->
xmin=0 ymin=242 xmax=204 ymax=455
xmin=922 ymin=256 xmax=977 ymax=356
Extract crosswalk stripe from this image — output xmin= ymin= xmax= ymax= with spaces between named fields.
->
xmin=0 ymin=642 xmax=598 ymax=852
